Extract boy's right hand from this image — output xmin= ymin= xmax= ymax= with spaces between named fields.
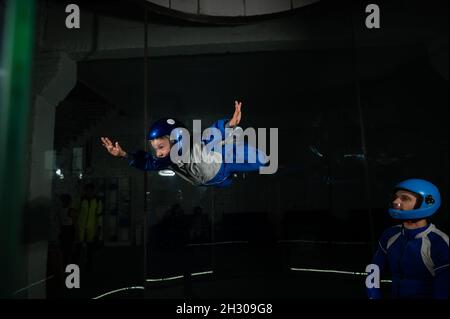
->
xmin=101 ymin=137 xmax=127 ymax=157
xmin=229 ymin=100 xmax=242 ymax=128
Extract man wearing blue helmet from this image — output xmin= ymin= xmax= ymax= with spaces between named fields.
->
xmin=366 ymin=179 xmax=448 ymax=299
xmin=101 ymin=101 xmax=269 ymax=187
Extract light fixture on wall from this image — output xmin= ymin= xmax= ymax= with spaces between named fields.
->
xmin=158 ymin=169 xmax=175 ymax=177
xmin=55 ymin=168 xmax=64 ymax=179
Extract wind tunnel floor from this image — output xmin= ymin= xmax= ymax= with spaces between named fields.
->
xmin=46 ymin=244 xmax=390 ymax=299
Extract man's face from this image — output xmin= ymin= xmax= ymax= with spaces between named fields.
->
xmin=392 ymin=190 xmax=418 ymax=211
xmin=150 ymin=137 xmax=171 ymax=158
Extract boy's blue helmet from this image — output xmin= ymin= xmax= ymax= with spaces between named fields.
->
xmin=389 ymin=179 xmax=441 ymax=220
xmin=147 ymin=118 xmax=186 ymax=142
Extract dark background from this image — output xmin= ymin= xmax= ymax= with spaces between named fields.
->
xmin=2 ymin=0 xmax=448 ymax=299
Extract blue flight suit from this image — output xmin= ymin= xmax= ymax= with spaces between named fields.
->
xmin=367 ymin=223 xmax=449 ymax=299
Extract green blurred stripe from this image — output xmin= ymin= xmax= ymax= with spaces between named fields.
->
xmin=0 ymin=0 xmax=35 ymax=298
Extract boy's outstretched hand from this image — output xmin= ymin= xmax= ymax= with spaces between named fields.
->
xmin=229 ymin=100 xmax=242 ymax=128
xmin=101 ymin=137 xmax=127 ymax=157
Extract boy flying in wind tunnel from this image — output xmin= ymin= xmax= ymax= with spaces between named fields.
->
xmin=101 ymin=101 xmax=273 ymax=187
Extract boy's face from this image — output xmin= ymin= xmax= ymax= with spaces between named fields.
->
xmin=150 ymin=137 xmax=171 ymax=158
xmin=392 ymin=190 xmax=418 ymax=211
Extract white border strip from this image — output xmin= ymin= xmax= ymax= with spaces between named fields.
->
xmin=279 ymin=240 xmax=370 ymax=245
xmin=187 ymin=241 xmax=249 ymax=247
xmin=92 ymin=286 xmax=145 ymax=299
xmin=146 ymin=275 xmax=184 ymax=282
xmin=192 ymin=270 xmax=214 ymax=276
xmin=13 ymin=275 xmax=55 ymax=295
xmin=290 ymin=267 xmax=367 ymax=276
xmin=146 ymin=270 xmax=214 ymax=282
xmin=290 ymin=267 xmax=392 ymax=282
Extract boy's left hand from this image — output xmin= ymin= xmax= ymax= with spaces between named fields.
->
xmin=229 ymin=100 xmax=242 ymax=128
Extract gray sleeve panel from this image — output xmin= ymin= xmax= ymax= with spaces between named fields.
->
xmin=386 ymin=232 xmax=402 ymax=250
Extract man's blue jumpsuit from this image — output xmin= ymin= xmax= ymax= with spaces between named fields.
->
xmin=125 ymin=119 xmax=268 ymax=187
xmin=367 ymin=223 xmax=449 ymax=299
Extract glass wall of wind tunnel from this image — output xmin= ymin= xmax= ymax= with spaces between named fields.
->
xmin=22 ymin=1 xmax=147 ymax=299
xmin=347 ymin=0 xmax=448 ymax=299
xmin=144 ymin=23 xmax=370 ymax=302
xmin=353 ymin=2 xmax=449 ymax=249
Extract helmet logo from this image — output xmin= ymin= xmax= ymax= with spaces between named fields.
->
xmin=167 ymin=119 xmax=175 ymax=125
xmin=425 ymin=195 xmax=435 ymax=205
